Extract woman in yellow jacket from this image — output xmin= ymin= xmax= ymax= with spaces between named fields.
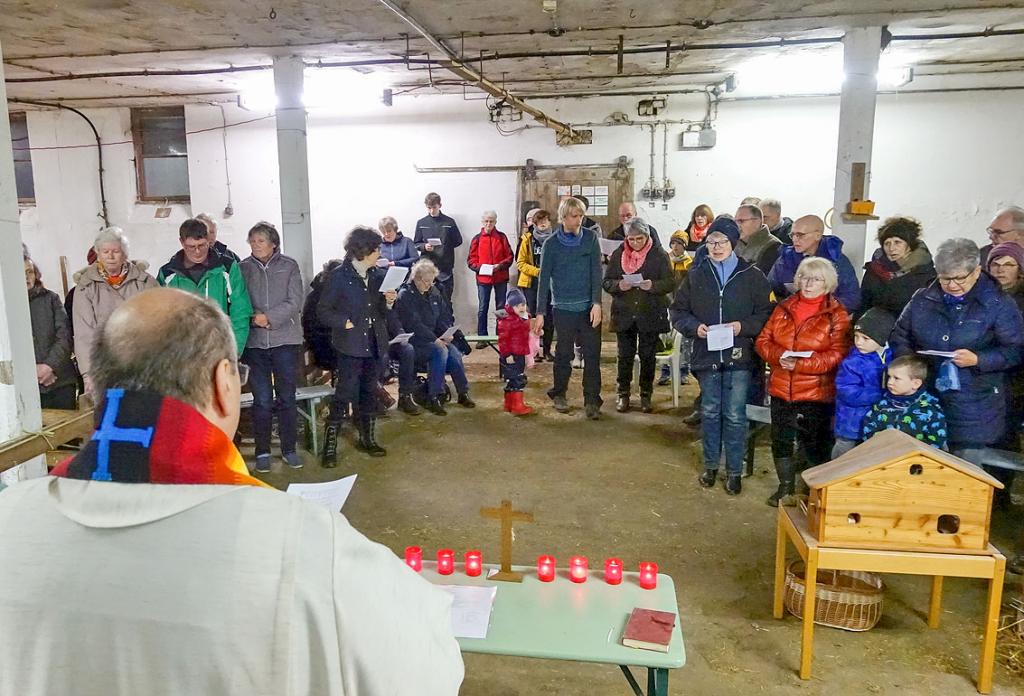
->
xmin=516 ymin=209 xmax=555 ymax=361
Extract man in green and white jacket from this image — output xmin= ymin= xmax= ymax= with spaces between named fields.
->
xmin=157 ymin=218 xmax=252 ymax=351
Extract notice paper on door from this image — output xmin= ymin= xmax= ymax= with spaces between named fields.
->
xmin=557 ymin=185 xmax=571 ymax=197
xmin=781 ymin=350 xmax=814 ymax=359
xmin=595 ymin=185 xmax=609 ymax=195
xmin=379 ymin=265 xmax=409 ymax=293
xmin=436 ymin=584 xmax=498 ymax=639
xmin=287 ymin=474 xmax=356 ymax=513
xmin=479 ymin=263 xmax=495 ymax=276
xmin=706 ymin=324 xmax=735 ymax=351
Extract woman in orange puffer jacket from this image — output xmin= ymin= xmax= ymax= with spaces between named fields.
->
xmin=756 ymin=257 xmax=851 ymax=507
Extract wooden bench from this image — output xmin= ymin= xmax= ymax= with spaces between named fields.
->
xmin=240 ymin=384 xmax=334 ymax=454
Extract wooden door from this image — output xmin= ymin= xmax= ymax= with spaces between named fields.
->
xmin=520 ymin=160 xmax=634 ymax=236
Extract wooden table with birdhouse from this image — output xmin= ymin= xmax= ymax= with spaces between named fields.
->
xmin=772 ymin=431 xmax=1007 ymax=694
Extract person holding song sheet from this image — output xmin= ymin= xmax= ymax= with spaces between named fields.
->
xmin=602 ymin=217 xmax=675 ymax=414
xmin=756 ymin=257 xmax=851 ymax=506
xmin=670 ymin=219 xmax=772 ymax=495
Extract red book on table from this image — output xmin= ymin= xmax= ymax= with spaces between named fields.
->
xmin=621 ymin=608 xmax=676 ymax=653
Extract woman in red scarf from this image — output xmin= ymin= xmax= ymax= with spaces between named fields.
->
xmin=685 ymin=203 xmax=714 ymax=251
xmin=602 ymin=218 xmax=675 ymax=413
xmin=756 ymin=257 xmax=851 ymax=506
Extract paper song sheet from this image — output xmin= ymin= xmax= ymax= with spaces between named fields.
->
xmin=440 ymin=325 xmax=460 ymax=341
xmin=375 ymin=257 xmax=391 ymax=268
xmin=599 ymin=238 xmax=623 ymax=256
xmin=917 ymin=350 xmax=958 ymax=358
xmin=622 ymin=273 xmax=644 ymax=287
xmin=389 ymin=332 xmax=414 ymax=345
xmin=706 ymin=324 xmax=734 ymax=351
xmin=286 ymin=474 xmax=356 ymax=513
xmin=437 ymin=585 xmax=498 ymax=639
xmin=427 ymin=237 xmax=443 ymax=247
xmin=479 ymin=263 xmax=495 ymax=276
xmin=781 ymin=350 xmax=814 ymax=359
xmin=378 ymin=266 xmax=409 ymax=293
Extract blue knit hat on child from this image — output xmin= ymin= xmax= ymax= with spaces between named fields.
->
xmin=505 ymin=288 xmax=527 ymax=309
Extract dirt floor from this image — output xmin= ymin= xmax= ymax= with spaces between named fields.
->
xmin=248 ymin=345 xmax=1024 ymax=696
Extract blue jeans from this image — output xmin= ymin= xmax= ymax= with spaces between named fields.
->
xmin=388 ymin=341 xmax=416 ymax=396
xmin=242 ymin=344 xmax=301 ymax=456
xmin=476 ymin=281 xmax=507 ymax=335
xmin=695 ymin=367 xmax=751 ymax=475
xmin=417 ymin=342 xmax=470 ymax=398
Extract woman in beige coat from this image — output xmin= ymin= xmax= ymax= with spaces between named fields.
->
xmin=73 ymin=227 xmax=157 ymax=395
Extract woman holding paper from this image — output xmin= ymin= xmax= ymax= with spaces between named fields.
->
xmin=670 ymin=219 xmax=773 ymax=494
xmin=317 ymin=226 xmax=402 ymax=465
xmin=890 ymin=237 xmax=1024 ymax=452
xmin=756 ymin=257 xmax=851 ymax=506
xmin=602 ymin=217 xmax=676 ymax=413
xmin=239 ymin=222 xmax=304 ymax=472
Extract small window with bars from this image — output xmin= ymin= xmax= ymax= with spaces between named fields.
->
xmin=131 ymin=106 xmax=190 ymax=201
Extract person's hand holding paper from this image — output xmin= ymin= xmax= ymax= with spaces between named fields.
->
xmin=378 ymin=265 xmax=409 ymax=293
xmin=706 ymin=324 xmax=735 ymax=351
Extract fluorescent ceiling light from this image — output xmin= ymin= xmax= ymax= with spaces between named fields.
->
xmin=238 ymin=68 xmax=390 ymax=111
xmin=736 ymin=51 xmax=913 ymax=96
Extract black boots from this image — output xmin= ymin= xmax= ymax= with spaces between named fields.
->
xmin=356 ymin=416 xmax=387 ymax=457
xmin=321 ymin=423 xmax=340 ymax=468
xmin=457 ymin=392 xmax=476 ymax=408
xmin=616 ymin=394 xmax=630 ymax=413
xmin=767 ymin=457 xmax=797 ymax=507
xmin=397 ymin=394 xmax=421 ymax=415
xmin=425 ymin=396 xmax=447 ymax=415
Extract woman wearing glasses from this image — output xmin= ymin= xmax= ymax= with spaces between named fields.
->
xmin=756 ymin=257 xmax=851 ymax=506
xmin=859 ymin=216 xmax=935 ymax=320
xmin=671 ymin=218 xmax=773 ymax=495
xmin=890 ymin=238 xmax=1024 ymax=453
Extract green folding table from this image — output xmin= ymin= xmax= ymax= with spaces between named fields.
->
xmin=421 ymin=562 xmax=686 ymax=695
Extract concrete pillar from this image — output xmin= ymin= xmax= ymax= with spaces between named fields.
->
xmin=273 ymin=56 xmax=314 ymax=284
xmin=831 ymin=27 xmax=882 ymax=273
xmin=0 ymin=40 xmax=43 ymax=443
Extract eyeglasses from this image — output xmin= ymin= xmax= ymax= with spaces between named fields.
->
xmin=791 ymin=232 xmax=816 ymax=240
xmin=987 ymin=227 xmax=1017 ymax=238
xmin=799 ymin=276 xmax=825 ymax=285
xmin=734 ymin=218 xmax=757 ymax=224
xmin=706 ymin=239 xmax=731 ymax=248
xmin=237 ymin=362 xmax=250 ymax=386
xmin=937 ymin=271 xmax=975 ymax=288
xmin=184 ymin=242 xmax=209 ymax=253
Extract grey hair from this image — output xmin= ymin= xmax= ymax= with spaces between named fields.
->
xmin=90 ymin=290 xmax=237 ymax=409
xmin=737 ymin=204 xmax=763 ymax=224
xmin=740 ymin=196 xmax=761 ymax=207
xmin=996 ymin=206 xmax=1024 ymax=232
xmin=410 ymin=258 xmax=439 ymax=283
xmin=195 ymin=212 xmax=217 ymax=235
xmin=624 ymin=217 xmax=651 ymax=237
xmin=760 ymin=198 xmax=781 ymax=216
xmin=934 ymin=238 xmax=980 ymax=276
xmin=481 ymin=210 xmax=498 ymax=221
xmin=378 ymin=216 xmax=398 ymax=233
xmin=93 ymin=226 xmax=130 ymax=257
xmin=795 ymin=257 xmax=839 ymax=294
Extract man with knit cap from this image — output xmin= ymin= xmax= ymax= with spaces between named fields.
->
xmin=767 ymin=214 xmax=860 ymax=313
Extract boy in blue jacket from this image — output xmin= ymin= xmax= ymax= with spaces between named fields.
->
xmin=832 ymin=308 xmax=894 ymax=458
xmin=863 ymin=354 xmax=948 ymax=450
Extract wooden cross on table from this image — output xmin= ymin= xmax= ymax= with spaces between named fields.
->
xmin=480 ymin=499 xmax=534 ymax=583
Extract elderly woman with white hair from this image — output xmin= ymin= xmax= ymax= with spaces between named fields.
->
xmin=757 ymin=257 xmax=851 ymax=506
xmin=891 ymin=237 xmax=1024 ymax=453
xmin=467 ymin=210 xmax=514 ymax=339
xmin=73 ymin=226 xmax=157 ymax=395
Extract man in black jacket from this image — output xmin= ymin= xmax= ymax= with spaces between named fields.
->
xmin=760 ymin=199 xmax=793 ymax=246
xmin=413 ymin=193 xmax=463 ymax=304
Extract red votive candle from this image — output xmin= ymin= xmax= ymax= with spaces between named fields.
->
xmin=537 ymin=555 xmax=556 ymax=582
xmin=465 ymin=550 xmax=482 ymax=577
xmin=639 ymin=561 xmax=658 ymax=590
xmin=604 ymin=557 xmax=623 ymax=585
xmin=569 ymin=555 xmax=589 ymax=583
xmin=404 ymin=546 xmax=422 ymax=572
xmin=437 ymin=548 xmax=455 ymax=575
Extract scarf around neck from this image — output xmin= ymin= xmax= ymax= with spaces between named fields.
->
xmin=98 ymin=261 xmax=128 ymax=288
xmin=532 ymin=226 xmax=554 ymax=245
xmin=556 ymin=226 xmax=584 ymax=248
xmin=621 ymin=237 xmax=653 ymax=274
xmin=51 ymin=388 xmax=270 ymax=488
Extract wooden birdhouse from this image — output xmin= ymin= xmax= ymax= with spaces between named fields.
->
xmin=802 ymin=430 xmax=1004 ymax=554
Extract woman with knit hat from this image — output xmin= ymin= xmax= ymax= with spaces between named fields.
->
xmin=602 ymin=217 xmax=675 ymax=413
xmin=987 ymin=242 xmax=1024 ymax=454
xmin=671 ymin=218 xmax=773 ymax=495
xmin=756 ymin=257 xmax=852 ymax=506
xmin=859 ymin=216 xmax=936 ymax=318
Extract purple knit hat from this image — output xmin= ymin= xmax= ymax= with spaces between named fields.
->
xmin=987 ymin=242 xmax=1024 ymax=272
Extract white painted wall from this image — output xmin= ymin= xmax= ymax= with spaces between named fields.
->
xmin=14 ymin=88 xmax=1024 ymax=329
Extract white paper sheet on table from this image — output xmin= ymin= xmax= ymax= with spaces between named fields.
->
xmin=782 ymin=350 xmax=814 ymax=359
xmin=389 ymin=332 xmax=414 ymax=345
xmin=706 ymin=324 xmax=735 ymax=351
xmin=287 ymin=475 xmax=356 ymax=513
xmin=437 ymin=584 xmax=497 ymax=639
xmin=479 ymin=263 xmax=495 ymax=276
xmin=599 ymin=238 xmax=623 ymax=256
xmin=440 ymin=325 xmax=461 ymax=341
xmin=622 ymin=273 xmax=644 ymax=287
xmin=378 ymin=266 xmax=409 ymax=293
xmin=917 ymin=350 xmax=958 ymax=358
xmin=427 ymin=237 xmax=443 ymax=246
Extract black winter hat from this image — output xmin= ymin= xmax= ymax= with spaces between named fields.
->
xmin=706 ymin=216 xmax=740 ymax=249
xmin=853 ymin=308 xmax=896 ymax=347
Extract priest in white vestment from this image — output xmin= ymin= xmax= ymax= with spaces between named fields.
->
xmin=0 ymin=288 xmax=464 ymax=696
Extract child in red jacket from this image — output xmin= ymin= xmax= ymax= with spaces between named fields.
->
xmin=496 ymin=288 xmax=533 ymax=416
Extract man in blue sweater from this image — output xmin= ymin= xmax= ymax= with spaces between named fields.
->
xmin=535 ymin=197 xmax=604 ymax=419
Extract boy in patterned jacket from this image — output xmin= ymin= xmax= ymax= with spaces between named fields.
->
xmin=862 ymin=355 xmax=948 ymax=450
xmin=496 ymin=288 xmax=533 ymax=416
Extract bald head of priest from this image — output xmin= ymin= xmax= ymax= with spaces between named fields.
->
xmin=0 ymin=287 xmax=464 ymax=696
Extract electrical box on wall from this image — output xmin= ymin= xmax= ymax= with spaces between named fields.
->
xmin=637 ymin=97 xmax=666 ymax=117
xmin=679 ymin=126 xmax=716 ymax=150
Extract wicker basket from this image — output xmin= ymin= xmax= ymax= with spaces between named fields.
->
xmin=784 ymin=560 xmax=884 ymax=632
